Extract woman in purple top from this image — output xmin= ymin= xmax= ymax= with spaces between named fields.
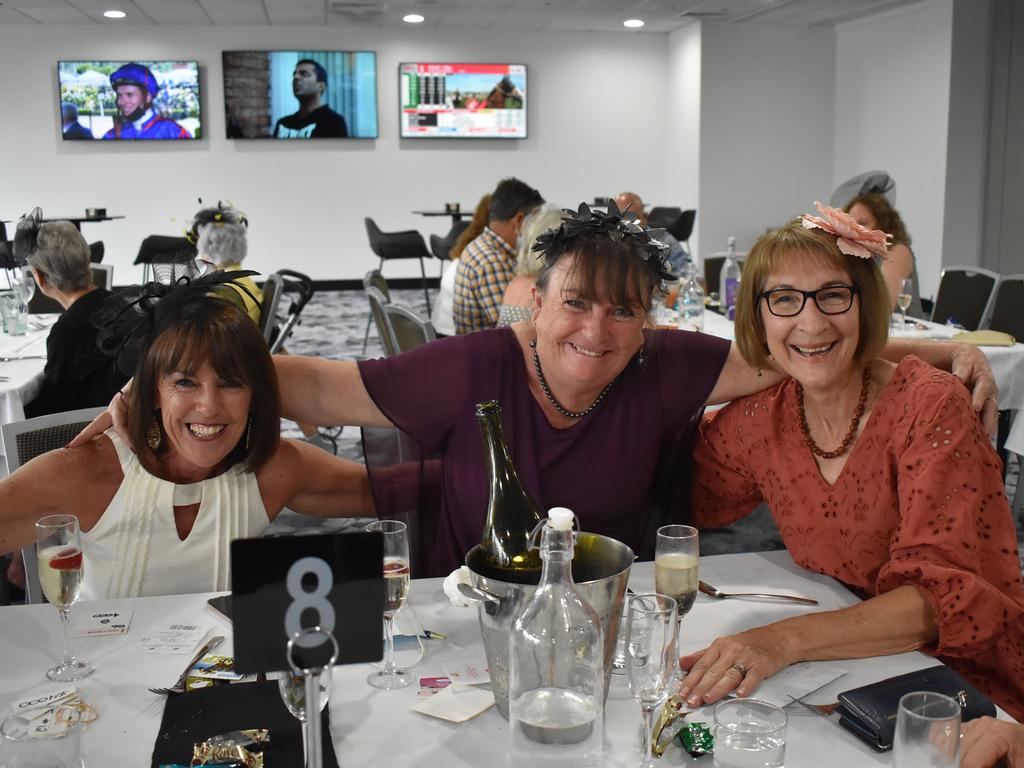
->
xmin=75 ymin=203 xmax=998 ymax=576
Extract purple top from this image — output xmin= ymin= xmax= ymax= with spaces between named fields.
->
xmin=358 ymin=327 xmax=730 ymax=574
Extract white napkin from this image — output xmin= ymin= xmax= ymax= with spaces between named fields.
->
xmin=443 ymin=566 xmax=473 ymax=607
xmin=411 ymin=684 xmax=494 ymax=723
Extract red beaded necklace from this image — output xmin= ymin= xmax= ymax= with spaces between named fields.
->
xmin=796 ymin=364 xmax=871 ymax=460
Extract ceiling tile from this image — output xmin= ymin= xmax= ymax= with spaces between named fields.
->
xmin=132 ymin=0 xmax=210 ymax=23
xmin=14 ymin=5 xmax=93 ymax=22
xmin=196 ymin=0 xmax=268 ymax=25
xmin=0 ymin=5 xmax=37 ymax=21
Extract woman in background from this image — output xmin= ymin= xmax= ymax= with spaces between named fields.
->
xmin=496 ymin=205 xmax=563 ymax=326
xmin=188 ymin=203 xmax=262 ymax=323
xmin=844 ymin=192 xmax=924 ymax=318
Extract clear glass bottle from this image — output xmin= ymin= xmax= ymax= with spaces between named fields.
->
xmin=720 ymin=236 xmax=741 ymax=321
xmin=476 ymin=401 xmax=542 ymax=579
xmin=509 ymin=507 xmax=604 ymax=767
xmin=677 ymin=261 xmax=705 ymax=333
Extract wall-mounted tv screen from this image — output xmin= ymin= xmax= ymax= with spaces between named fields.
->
xmin=400 ymin=63 xmax=527 ymax=139
xmin=223 ymin=50 xmax=378 ymax=139
xmin=57 ymin=60 xmax=200 ymax=140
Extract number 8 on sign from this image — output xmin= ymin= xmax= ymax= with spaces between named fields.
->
xmin=284 ymin=557 xmax=336 ymax=648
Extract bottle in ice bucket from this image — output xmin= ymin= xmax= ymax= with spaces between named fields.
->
xmin=476 ymin=400 xmax=542 ymax=576
xmin=509 ymin=507 xmax=604 ymax=767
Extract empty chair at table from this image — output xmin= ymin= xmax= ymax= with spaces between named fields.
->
xmin=364 ymin=217 xmax=433 ymax=314
xmin=929 ymin=266 xmax=999 ymax=330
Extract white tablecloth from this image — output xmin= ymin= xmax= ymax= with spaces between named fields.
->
xmin=0 ymin=323 xmax=49 ymax=458
xmin=0 ymin=552 xmax=1013 ymax=766
xmin=701 ymin=312 xmax=1024 ymax=456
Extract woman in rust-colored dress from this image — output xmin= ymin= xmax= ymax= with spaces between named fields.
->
xmin=682 ymin=206 xmax=1024 ymax=721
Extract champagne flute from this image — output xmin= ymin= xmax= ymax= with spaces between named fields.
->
xmin=366 ymin=519 xmax=411 ymax=690
xmin=655 ymin=525 xmax=699 ymax=620
xmin=897 ymin=278 xmax=914 ymax=326
xmin=35 ymin=514 xmax=93 ymax=681
xmin=625 ymin=593 xmax=678 ymax=768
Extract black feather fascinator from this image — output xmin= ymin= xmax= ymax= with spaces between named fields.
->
xmin=532 ymin=199 xmax=675 ymax=284
xmin=94 ymin=262 xmax=261 ymax=377
xmin=12 ymin=207 xmax=44 ymax=267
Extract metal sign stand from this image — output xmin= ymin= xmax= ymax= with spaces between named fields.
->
xmin=285 ymin=626 xmax=340 ymax=768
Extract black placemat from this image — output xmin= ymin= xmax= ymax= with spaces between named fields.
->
xmin=150 ymin=680 xmax=338 ymax=767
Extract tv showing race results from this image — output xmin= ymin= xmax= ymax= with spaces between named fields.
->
xmin=57 ymin=60 xmax=200 ymax=140
xmin=399 ymin=63 xmax=527 ymax=139
xmin=223 ymin=50 xmax=378 ymax=139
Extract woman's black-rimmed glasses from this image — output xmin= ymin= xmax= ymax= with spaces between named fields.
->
xmin=758 ymin=284 xmax=859 ymax=317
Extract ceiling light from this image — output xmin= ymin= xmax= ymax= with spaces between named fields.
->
xmin=403 ymin=13 xmax=425 ymax=23
xmin=103 ymin=9 xmax=126 ymax=18
xmin=623 ymin=18 xmax=645 ymax=28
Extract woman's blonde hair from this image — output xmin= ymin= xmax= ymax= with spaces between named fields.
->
xmin=734 ymin=221 xmax=890 ymax=370
xmin=515 ymin=206 xmax=563 ymax=277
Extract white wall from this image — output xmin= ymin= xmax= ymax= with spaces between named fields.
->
xmin=0 ymin=25 xmax=670 ymax=282
xmin=666 ymin=23 xmax=702 ymax=253
xmin=697 ymin=21 xmax=836 ymax=261
xmin=834 ymin=0 xmax=953 ymax=300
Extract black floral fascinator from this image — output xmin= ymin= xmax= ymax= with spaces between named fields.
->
xmin=11 ymin=207 xmax=44 ymax=268
xmin=94 ymin=260 xmax=261 ymax=377
xmin=532 ymin=199 xmax=676 ymax=285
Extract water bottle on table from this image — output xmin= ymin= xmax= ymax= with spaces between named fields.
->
xmin=720 ymin=237 xmax=741 ymax=321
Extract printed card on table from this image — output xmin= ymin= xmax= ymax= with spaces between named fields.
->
xmin=73 ymin=609 xmax=133 ymax=638
xmin=441 ymin=655 xmax=490 ymax=685
xmin=135 ymin=622 xmax=208 ymax=655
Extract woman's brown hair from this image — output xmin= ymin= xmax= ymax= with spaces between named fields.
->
xmin=449 ymin=194 xmax=492 ymax=260
xmin=127 ymin=295 xmax=280 ymax=473
xmin=844 ymin=192 xmax=911 ymax=246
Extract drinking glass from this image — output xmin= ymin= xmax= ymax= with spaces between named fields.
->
xmin=365 ymin=519 xmax=411 ymax=690
xmin=713 ymin=698 xmax=787 ymax=768
xmin=897 ymin=278 xmax=914 ymax=325
xmin=35 ymin=515 xmax=92 ymax=682
xmin=893 ymin=691 xmax=961 ymax=768
xmin=655 ymin=525 xmax=699 ymax=620
xmin=624 ymin=593 xmax=677 ymax=768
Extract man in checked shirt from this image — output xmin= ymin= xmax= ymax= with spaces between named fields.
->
xmin=453 ymin=178 xmax=543 ymax=334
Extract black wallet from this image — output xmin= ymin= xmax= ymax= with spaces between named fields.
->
xmin=836 ymin=665 xmax=996 ymax=751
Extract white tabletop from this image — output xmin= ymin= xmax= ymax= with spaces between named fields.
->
xmin=700 ymin=311 xmax=1024 ymax=456
xmin=0 ymin=321 xmax=50 ymax=457
xmin=0 ymin=551 xmax=1011 ymax=766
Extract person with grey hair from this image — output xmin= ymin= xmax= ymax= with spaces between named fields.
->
xmin=187 ymin=203 xmax=262 ymax=323
xmin=15 ymin=216 xmax=127 ymax=418
xmin=61 ymin=102 xmax=93 ymax=140
xmin=496 ymin=205 xmax=563 ymax=326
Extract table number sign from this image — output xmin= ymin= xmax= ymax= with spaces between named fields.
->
xmin=231 ymin=532 xmax=384 ymax=673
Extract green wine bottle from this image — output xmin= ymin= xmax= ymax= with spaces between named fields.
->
xmin=476 ymin=401 xmax=542 ymax=577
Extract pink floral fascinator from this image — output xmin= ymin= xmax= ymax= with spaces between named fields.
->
xmin=801 ymin=201 xmax=890 ymax=260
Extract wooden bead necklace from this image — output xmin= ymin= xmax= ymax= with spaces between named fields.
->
xmin=796 ymin=363 xmax=871 ymax=459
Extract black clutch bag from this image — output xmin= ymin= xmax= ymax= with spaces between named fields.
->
xmin=836 ymin=665 xmax=996 ymax=751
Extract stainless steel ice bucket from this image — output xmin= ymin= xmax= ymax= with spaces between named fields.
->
xmin=465 ymin=532 xmax=634 ymax=719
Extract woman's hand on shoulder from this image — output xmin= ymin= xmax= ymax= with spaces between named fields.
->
xmin=960 ymin=717 xmax=1024 ymax=768
xmin=948 ymin=344 xmax=999 ymax=434
xmin=677 ymin=624 xmax=796 ymax=707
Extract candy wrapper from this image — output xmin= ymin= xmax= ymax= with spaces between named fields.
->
xmin=678 ymin=722 xmax=713 ymax=757
xmin=191 ymin=729 xmax=269 ymax=767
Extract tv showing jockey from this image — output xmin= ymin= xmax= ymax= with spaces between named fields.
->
xmin=103 ymin=63 xmax=192 ymax=140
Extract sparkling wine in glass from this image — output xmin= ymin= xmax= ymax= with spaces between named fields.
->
xmin=366 ymin=520 xmax=412 ymax=690
xmin=35 ymin=514 xmax=93 ymax=681
xmin=625 ymin=593 xmax=678 ymax=768
xmin=655 ymin=525 xmax=699 ymax=619
xmin=897 ymin=278 xmax=914 ymax=325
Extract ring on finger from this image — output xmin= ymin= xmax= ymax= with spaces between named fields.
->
xmin=731 ymin=662 xmax=748 ymax=677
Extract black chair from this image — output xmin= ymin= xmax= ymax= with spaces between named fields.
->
xmin=1 ymin=407 xmax=106 ymax=604
xmin=668 ymin=209 xmax=696 ymax=251
xmin=365 ymin=284 xmax=397 ymax=357
xmin=647 ymin=206 xmax=682 ymax=229
xmin=703 ymin=253 xmax=746 ymax=299
xmin=265 ymin=269 xmax=314 ymax=355
xmin=364 ymin=218 xmax=432 ymax=314
xmin=382 ymin=302 xmax=436 ymax=354
xmin=88 ymin=241 xmax=104 ymax=263
xmin=362 ymin=269 xmax=391 ymax=354
xmin=984 ymin=274 xmax=1024 ymax=340
xmin=930 ymin=266 xmax=999 ymax=330
xmin=90 ymin=264 xmax=112 ymax=291
xmin=429 ymin=221 xmax=470 ymax=261
xmin=134 ymin=235 xmax=197 ymax=283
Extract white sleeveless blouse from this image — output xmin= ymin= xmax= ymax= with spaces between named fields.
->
xmin=81 ymin=429 xmax=270 ymax=600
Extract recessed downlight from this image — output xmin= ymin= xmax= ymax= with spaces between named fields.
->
xmin=623 ymin=18 xmax=645 ymax=28
xmin=103 ymin=9 xmax=126 ymax=18
xmin=403 ymin=13 xmax=425 ymax=23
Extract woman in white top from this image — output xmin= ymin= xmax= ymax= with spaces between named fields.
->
xmin=0 ymin=273 xmax=372 ymax=599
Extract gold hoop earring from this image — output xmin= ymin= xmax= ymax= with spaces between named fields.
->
xmin=146 ymin=418 xmax=162 ymax=450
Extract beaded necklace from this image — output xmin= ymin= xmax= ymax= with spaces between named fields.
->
xmin=796 ymin=364 xmax=871 ymax=459
xmin=529 ymin=338 xmax=615 ymax=419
